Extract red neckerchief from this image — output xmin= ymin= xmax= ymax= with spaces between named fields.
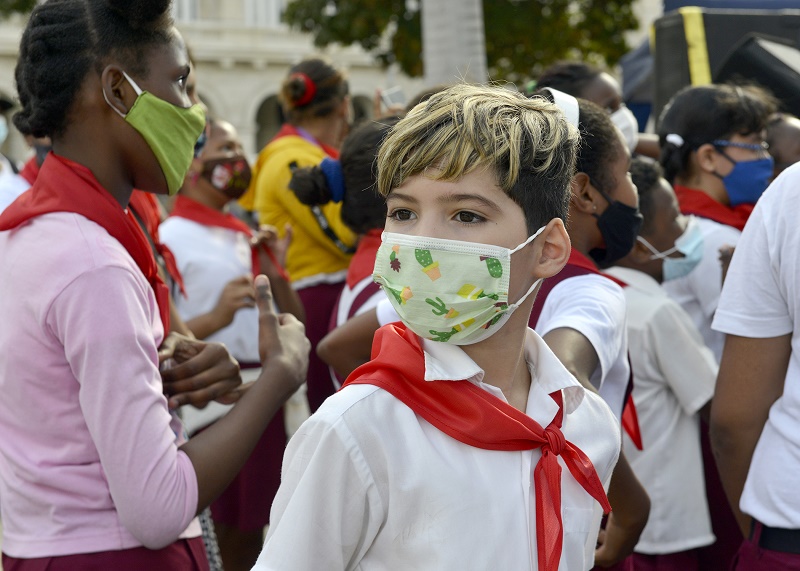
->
xmin=346 ymin=229 xmax=382 ymax=288
xmin=343 ymin=322 xmax=611 ymax=571
xmin=129 ymin=190 xmax=186 ymax=296
xmin=19 ymin=156 xmax=40 ymax=186
xmin=674 ymin=184 xmax=753 ymax=231
xmin=170 ymin=195 xmax=289 ymax=281
xmin=271 ymin=123 xmax=340 ymax=159
xmin=529 ymin=248 xmax=643 ymax=451
xmin=0 ymin=152 xmax=170 ymax=331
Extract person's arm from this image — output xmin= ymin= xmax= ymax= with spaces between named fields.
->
xmin=543 ymin=327 xmax=650 ymax=567
xmin=184 ymin=275 xmax=256 ymax=339
xmin=253 ymin=224 xmax=306 ymax=323
xmin=710 ymin=333 xmax=791 ymax=536
xmin=318 ymin=308 xmax=381 ymax=379
xmin=634 ymin=133 xmax=660 ymax=159
xmin=173 ymin=275 xmax=309 ymax=510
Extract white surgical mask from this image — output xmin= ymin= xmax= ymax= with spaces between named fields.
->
xmin=610 ymin=105 xmax=639 ymax=152
xmin=373 ymin=227 xmax=546 ymax=345
xmin=637 ymin=215 xmax=704 ymax=281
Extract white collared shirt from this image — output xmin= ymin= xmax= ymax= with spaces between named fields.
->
xmin=606 ymin=266 xmax=717 ymax=553
xmin=254 ymin=328 xmax=620 ymax=571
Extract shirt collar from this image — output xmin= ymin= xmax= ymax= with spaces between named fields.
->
xmin=421 ymin=328 xmax=585 ymax=424
xmin=605 ymin=266 xmax=663 ymax=297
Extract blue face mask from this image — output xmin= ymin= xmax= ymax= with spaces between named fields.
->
xmin=722 ymin=157 xmax=774 ymax=206
xmin=637 ymin=215 xmax=704 ymax=281
xmin=712 ymin=140 xmax=773 ymax=206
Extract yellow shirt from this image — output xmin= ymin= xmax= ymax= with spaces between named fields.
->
xmin=240 ymin=133 xmax=356 ymax=285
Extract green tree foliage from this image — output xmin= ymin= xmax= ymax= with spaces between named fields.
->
xmin=0 ymin=0 xmax=35 ymax=18
xmin=283 ymin=0 xmax=638 ymax=82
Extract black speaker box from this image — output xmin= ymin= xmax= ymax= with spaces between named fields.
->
xmin=715 ymin=34 xmax=800 ymax=116
xmin=653 ymin=8 xmax=800 ymax=122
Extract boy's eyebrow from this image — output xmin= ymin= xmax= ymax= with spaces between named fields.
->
xmin=439 ymin=193 xmax=502 ymax=212
xmin=386 ymin=191 xmax=418 ymax=204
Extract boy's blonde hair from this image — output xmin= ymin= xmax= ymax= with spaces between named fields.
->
xmin=377 ymin=84 xmax=579 ymax=231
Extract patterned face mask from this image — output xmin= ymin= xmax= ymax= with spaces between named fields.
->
xmin=373 ymin=227 xmax=545 ymax=345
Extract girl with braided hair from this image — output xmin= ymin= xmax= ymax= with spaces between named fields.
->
xmin=0 ymin=0 xmax=309 ymax=568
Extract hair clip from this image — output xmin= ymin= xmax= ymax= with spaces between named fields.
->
xmin=320 ymin=157 xmax=346 ymax=203
xmin=665 ymin=134 xmax=684 ymax=147
xmin=290 ymin=72 xmax=317 ymax=106
xmin=538 ymin=87 xmax=579 ymax=128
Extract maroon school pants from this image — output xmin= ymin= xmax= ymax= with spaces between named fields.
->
xmin=731 ymin=522 xmax=800 ymax=570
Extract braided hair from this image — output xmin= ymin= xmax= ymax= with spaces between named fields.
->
xmin=575 ymin=98 xmax=623 ymax=194
xmin=15 ymin=0 xmax=174 ymax=138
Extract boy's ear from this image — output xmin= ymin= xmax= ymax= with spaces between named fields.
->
xmin=569 ymin=172 xmax=598 ymax=215
xmin=535 ymin=218 xmax=571 ymax=279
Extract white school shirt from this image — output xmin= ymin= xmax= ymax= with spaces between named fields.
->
xmin=662 ymin=217 xmax=740 ymax=362
xmin=533 ymin=274 xmax=630 ymax=421
xmin=159 ymin=216 xmax=261 ymax=432
xmin=0 ymin=157 xmax=30 ymax=214
xmin=712 ymin=163 xmax=800 ymax=528
xmin=605 ymin=266 xmax=717 ymax=553
xmin=253 ymin=328 xmax=620 ymax=571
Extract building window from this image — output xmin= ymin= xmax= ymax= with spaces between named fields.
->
xmin=245 ymin=0 xmax=285 ymax=28
xmin=173 ymin=0 xmax=199 ymax=22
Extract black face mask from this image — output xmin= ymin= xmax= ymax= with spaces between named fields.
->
xmin=588 ymin=190 xmax=643 ymax=269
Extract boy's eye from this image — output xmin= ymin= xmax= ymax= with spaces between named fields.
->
xmin=388 ymin=208 xmax=415 ymax=221
xmin=455 ymin=211 xmax=483 ymax=223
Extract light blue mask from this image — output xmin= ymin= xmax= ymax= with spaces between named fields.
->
xmin=638 ymin=215 xmax=704 ymax=281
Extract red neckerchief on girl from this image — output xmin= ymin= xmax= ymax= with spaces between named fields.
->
xmin=673 ymin=184 xmax=753 ymax=231
xmin=343 ymin=322 xmax=612 ymax=571
xmin=271 ymin=123 xmax=340 ymax=159
xmin=169 ymin=195 xmax=290 ymax=281
xmin=19 ymin=156 xmax=40 ymax=186
xmin=346 ymin=229 xmax=382 ymax=288
xmin=129 ymin=190 xmax=186 ymax=297
xmin=530 ymin=248 xmax=643 ymax=451
xmin=0 ymin=152 xmax=171 ymax=331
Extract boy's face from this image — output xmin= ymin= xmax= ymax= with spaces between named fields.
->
xmin=385 ymin=166 xmax=564 ymax=303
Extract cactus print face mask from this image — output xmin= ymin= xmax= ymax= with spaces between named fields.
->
xmin=373 ymin=227 xmax=546 ymax=345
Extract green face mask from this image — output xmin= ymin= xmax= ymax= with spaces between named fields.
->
xmin=104 ymin=71 xmax=206 ymax=195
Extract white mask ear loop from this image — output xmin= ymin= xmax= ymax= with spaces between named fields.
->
xmin=508 ymin=225 xmax=547 ymax=307
xmin=637 ymin=236 xmax=677 ymax=260
xmin=509 ymin=225 xmax=547 ymax=254
xmin=102 ymin=71 xmax=142 ymax=119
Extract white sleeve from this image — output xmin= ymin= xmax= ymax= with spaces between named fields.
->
xmin=254 ymin=411 xmax=385 ymax=570
xmin=651 ymin=301 xmax=717 ymax=415
xmin=536 ymin=275 xmax=628 ymax=388
xmin=713 ymin=188 xmax=792 ymax=338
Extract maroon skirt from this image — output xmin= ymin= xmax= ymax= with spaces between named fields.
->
xmin=2 ymin=537 xmax=209 ymax=571
xmin=297 ymin=281 xmax=346 ymax=412
xmin=732 ymin=522 xmax=800 ymax=570
xmin=209 ymin=407 xmax=286 ymax=531
xmin=629 ymin=549 xmax=701 ymax=570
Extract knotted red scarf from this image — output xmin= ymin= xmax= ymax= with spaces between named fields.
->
xmin=128 ymin=190 xmax=186 ymax=296
xmin=674 ymin=184 xmax=753 ymax=231
xmin=169 ymin=195 xmax=289 ymax=281
xmin=343 ymin=322 xmax=612 ymax=571
xmin=0 ymin=152 xmax=171 ymax=331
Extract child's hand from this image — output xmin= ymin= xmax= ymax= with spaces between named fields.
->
xmin=251 ymin=223 xmax=292 ymax=271
xmin=212 ymin=275 xmax=256 ymax=328
xmin=255 ymin=274 xmax=309 ymax=400
xmin=159 ymin=333 xmax=242 ymax=409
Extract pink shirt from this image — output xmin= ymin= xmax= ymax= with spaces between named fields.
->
xmin=0 ymin=212 xmax=200 ymax=557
